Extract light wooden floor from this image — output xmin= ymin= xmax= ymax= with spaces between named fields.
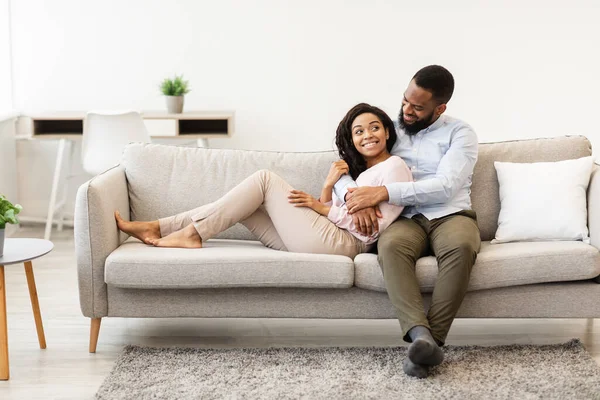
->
xmin=0 ymin=226 xmax=598 ymax=399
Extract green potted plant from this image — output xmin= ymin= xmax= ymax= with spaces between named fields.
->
xmin=159 ymin=74 xmax=191 ymax=114
xmin=0 ymin=195 xmax=22 ymax=257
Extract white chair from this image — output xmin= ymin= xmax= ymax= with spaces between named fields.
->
xmin=45 ymin=111 xmax=151 ymax=240
xmin=81 ymin=111 xmax=151 ymax=175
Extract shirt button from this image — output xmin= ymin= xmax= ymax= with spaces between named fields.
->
xmin=411 ymin=166 xmax=416 ymax=171
xmin=412 ymin=148 xmax=417 ymax=152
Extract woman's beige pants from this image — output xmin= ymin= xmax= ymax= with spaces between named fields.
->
xmin=159 ymin=169 xmax=365 ymax=258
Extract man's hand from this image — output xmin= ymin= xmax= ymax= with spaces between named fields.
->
xmin=346 ymin=186 xmax=389 ymax=214
xmin=351 ymin=207 xmax=382 ymax=236
xmin=288 ymin=190 xmax=330 ymax=216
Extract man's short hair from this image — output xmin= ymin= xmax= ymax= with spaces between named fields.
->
xmin=413 ymin=65 xmax=454 ymax=104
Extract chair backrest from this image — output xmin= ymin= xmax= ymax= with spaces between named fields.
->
xmin=82 ymin=111 xmax=151 ymax=176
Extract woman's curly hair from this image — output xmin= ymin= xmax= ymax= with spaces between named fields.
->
xmin=335 ymin=103 xmax=397 ymax=179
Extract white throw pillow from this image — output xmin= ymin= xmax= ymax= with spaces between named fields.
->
xmin=492 ymin=156 xmax=594 ymax=244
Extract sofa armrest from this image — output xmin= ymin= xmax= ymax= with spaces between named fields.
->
xmin=74 ymin=165 xmax=130 ymax=317
xmin=588 ymin=161 xmax=600 ymax=283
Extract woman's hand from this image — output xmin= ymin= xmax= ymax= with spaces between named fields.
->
xmin=288 ymin=190 xmax=330 ymax=216
xmin=351 ymin=207 xmax=382 ymax=236
xmin=324 ymin=160 xmax=349 ymax=188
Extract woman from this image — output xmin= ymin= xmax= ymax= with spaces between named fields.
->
xmin=115 ymin=103 xmax=412 ymax=258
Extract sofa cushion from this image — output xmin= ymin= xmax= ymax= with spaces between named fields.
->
xmin=122 ymin=143 xmax=338 ymax=240
xmin=471 ymin=136 xmax=592 ymax=241
xmin=105 ymin=238 xmax=354 ymax=289
xmin=493 ymin=157 xmax=594 ymax=244
xmin=354 ymin=241 xmax=600 ymax=293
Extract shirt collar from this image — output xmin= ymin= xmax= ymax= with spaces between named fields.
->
xmin=423 ymin=114 xmax=446 ymax=134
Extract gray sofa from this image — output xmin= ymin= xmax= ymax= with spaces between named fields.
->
xmin=75 ymin=135 xmax=600 ymax=352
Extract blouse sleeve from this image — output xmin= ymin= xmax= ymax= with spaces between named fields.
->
xmin=375 ymin=157 xmax=413 ymax=235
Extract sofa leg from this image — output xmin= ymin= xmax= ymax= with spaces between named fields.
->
xmin=89 ymin=318 xmax=102 ymax=353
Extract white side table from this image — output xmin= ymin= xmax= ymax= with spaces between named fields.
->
xmin=0 ymin=238 xmax=53 ymax=380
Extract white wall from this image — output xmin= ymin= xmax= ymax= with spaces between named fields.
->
xmin=0 ymin=0 xmax=19 ymax=236
xmin=0 ymin=0 xmax=11 ymax=112
xmin=9 ymin=0 xmax=600 ymax=219
xmin=0 ymin=118 xmax=18 ymax=237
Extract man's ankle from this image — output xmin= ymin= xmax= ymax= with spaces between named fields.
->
xmin=408 ymin=325 xmax=434 ymax=343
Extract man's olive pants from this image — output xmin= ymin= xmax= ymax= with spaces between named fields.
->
xmin=377 ymin=210 xmax=481 ymax=345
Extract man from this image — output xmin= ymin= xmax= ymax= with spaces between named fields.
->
xmin=333 ymin=65 xmax=480 ymax=378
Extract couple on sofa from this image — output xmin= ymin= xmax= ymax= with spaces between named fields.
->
xmin=116 ymin=65 xmax=480 ymax=379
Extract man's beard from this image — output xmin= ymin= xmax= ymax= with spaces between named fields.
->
xmin=398 ymin=108 xmax=436 ymax=135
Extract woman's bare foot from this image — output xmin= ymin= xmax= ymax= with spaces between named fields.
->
xmin=115 ymin=210 xmax=161 ymax=244
xmin=148 ymin=223 xmax=202 ymax=248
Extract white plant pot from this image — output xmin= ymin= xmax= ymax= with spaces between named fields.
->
xmin=165 ymin=96 xmax=184 ymax=114
xmin=0 ymin=228 xmax=4 ymax=257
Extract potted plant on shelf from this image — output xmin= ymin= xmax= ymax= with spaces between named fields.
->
xmin=0 ymin=195 xmax=22 ymax=257
xmin=159 ymin=74 xmax=191 ymax=114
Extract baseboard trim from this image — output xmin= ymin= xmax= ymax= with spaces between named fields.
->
xmin=18 ymin=216 xmax=75 ymax=228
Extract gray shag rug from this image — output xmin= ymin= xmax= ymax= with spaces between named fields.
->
xmin=96 ymin=339 xmax=600 ymax=399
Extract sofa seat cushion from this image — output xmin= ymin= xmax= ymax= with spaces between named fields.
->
xmin=354 ymin=241 xmax=600 ymax=293
xmin=105 ymin=238 xmax=354 ymax=289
